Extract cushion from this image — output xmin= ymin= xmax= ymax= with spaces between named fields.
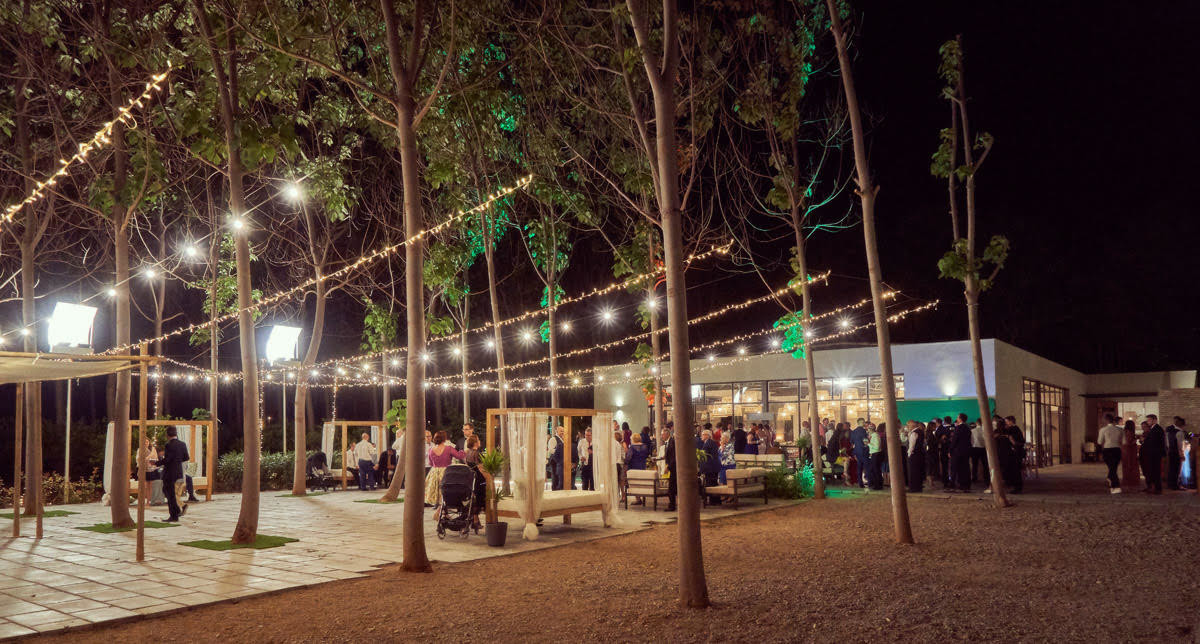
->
xmin=627 ymin=469 xmax=660 ymax=480
xmin=497 ymin=490 xmax=606 ymax=514
xmin=727 ymin=468 xmax=766 ymax=481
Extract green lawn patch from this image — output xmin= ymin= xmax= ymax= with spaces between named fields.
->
xmin=354 ymin=498 xmax=403 ymax=504
xmin=77 ymin=521 xmax=178 ymax=533
xmin=1 ymin=510 xmax=80 ymax=519
xmin=276 ymin=492 xmax=329 ymax=497
xmin=179 ymin=535 xmax=298 ymax=551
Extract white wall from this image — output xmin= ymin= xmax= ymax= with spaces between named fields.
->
xmin=594 ymin=340 xmax=997 ymax=426
xmin=1086 ymin=371 xmax=1197 ymax=395
xmin=992 ymin=340 xmax=1088 ymax=463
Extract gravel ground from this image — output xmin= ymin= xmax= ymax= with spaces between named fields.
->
xmin=41 ymin=470 xmax=1200 ymax=643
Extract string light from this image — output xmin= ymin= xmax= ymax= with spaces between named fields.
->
xmin=105 ymin=175 xmax=534 ymax=355
xmin=0 ymin=66 xmax=171 ymax=235
xmin=308 ymin=240 xmax=734 ymax=371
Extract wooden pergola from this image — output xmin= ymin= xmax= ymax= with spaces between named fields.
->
xmin=124 ymin=419 xmax=217 ymax=502
xmin=325 ymin=420 xmax=395 ymax=489
xmin=484 ymin=407 xmax=604 ymax=525
xmin=5 ymin=346 xmax=159 ymax=561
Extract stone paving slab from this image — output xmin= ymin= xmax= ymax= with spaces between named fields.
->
xmin=0 ymin=486 xmax=795 ymax=638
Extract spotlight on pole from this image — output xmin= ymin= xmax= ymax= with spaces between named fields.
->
xmin=264 ymin=324 xmax=302 ymax=364
xmin=47 ymin=302 xmax=99 ymax=354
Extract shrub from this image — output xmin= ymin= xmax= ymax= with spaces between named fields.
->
xmin=764 ymin=466 xmax=803 ymax=499
xmin=0 ymin=470 xmax=104 ymax=507
xmin=217 ymin=450 xmax=311 ymax=492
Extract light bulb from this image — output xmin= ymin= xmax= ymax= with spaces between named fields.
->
xmin=707 ymin=355 xmax=715 ymax=362
xmin=597 ymin=375 xmax=605 ymax=382
xmin=839 ymin=319 xmax=850 ymax=329
xmin=142 ymin=267 xmax=157 ymax=279
xmin=452 ymin=346 xmax=461 ymax=356
xmin=645 ymin=298 xmax=657 ymax=310
xmin=737 ymin=347 xmax=746 ymax=355
xmin=231 ymin=218 xmax=245 ymax=231
xmin=282 ymin=182 xmax=303 ymax=202
xmin=560 ymin=321 xmax=572 ymax=332
xmin=20 ymin=328 xmax=31 ymax=337
xmin=391 ymin=359 xmax=400 ymax=367
xmin=183 ymin=245 xmax=198 ymax=258
xmin=485 ymin=339 xmax=495 ymax=349
xmin=107 ymin=287 xmax=118 ymax=297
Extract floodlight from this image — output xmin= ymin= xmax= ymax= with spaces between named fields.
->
xmin=47 ymin=302 xmax=99 ymax=352
xmin=282 ymin=182 xmax=303 ymax=202
xmin=264 ymin=324 xmax=302 ymax=363
xmin=106 ymin=287 xmax=118 ymax=297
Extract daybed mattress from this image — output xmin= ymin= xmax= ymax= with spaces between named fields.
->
xmin=497 ymin=489 xmax=606 ymax=514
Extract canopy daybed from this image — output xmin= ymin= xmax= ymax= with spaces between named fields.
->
xmin=102 ymin=419 xmax=217 ymax=502
xmin=3 ymin=346 xmax=159 ymax=561
xmin=320 ymin=420 xmax=391 ymax=489
xmin=484 ymin=407 xmax=619 ymax=540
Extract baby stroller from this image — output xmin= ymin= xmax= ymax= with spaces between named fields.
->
xmin=436 ymin=464 xmax=478 ymax=539
xmin=306 ymin=451 xmax=333 ymax=492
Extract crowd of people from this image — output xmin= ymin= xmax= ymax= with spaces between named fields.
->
xmin=1096 ymin=414 xmax=1193 ymax=494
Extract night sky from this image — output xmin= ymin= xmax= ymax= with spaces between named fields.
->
xmin=4 ymin=0 xmax=1197 ymax=437
xmin=693 ymin=0 xmax=1200 ymax=375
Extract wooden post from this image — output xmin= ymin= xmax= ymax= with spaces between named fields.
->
xmin=526 ymin=415 xmax=537 ymax=529
xmin=563 ymin=416 xmax=573 ymax=525
xmin=12 ymin=383 xmax=23 ymax=538
xmin=206 ymin=420 xmax=216 ymax=502
xmin=136 ymin=346 xmax=148 ymax=562
xmin=340 ymin=423 xmax=348 ymax=490
xmin=486 ymin=412 xmax=495 ymax=451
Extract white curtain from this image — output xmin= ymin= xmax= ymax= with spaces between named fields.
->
xmin=591 ymin=412 xmax=620 ymax=526
xmin=321 ymin=422 xmax=336 ymax=462
xmin=507 ymin=410 xmax=547 ymax=540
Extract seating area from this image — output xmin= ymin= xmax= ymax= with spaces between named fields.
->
xmin=733 ymin=453 xmax=786 ymax=469
xmin=624 ymin=469 xmax=670 ymax=509
xmin=703 ymin=467 xmax=768 ymax=508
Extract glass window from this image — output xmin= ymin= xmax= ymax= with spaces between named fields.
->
xmin=838 ymin=376 xmax=868 ymax=402
xmin=815 ymin=378 xmax=834 ymax=402
xmin=703 ymin=383 xmax=733 ymax=406
xmin=733 ymin=382 xmax=762 ymax=404
xmin=768 ymin=379 xmax=798 ymax=403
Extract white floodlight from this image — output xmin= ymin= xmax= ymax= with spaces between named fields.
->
xmin=264 ymin=324 xmax=302 ymax=364
xmin=47 ymin=302 xmax=99 ymax=353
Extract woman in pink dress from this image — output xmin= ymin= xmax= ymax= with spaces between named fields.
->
xmin=425 ymin=431 xmax=465 ymax=515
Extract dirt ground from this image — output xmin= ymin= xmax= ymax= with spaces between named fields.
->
xmin=39 ymin=476 xmax=1200 ymax=643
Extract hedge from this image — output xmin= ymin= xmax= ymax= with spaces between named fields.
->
xmin=217 ymin=451 xmax=315 ymax=492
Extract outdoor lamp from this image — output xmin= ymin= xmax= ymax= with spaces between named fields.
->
xmin=47 ymin=302 xmax=99 ymax=353
xmin=264 ymin=324 xmax=302 ymax=364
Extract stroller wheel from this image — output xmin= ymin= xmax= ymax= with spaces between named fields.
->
xmin=436 ymin=524 xmax=446 ymax=539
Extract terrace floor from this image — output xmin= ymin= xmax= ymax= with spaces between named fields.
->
xmin=0 ymin=483 xmax=796 ymax=638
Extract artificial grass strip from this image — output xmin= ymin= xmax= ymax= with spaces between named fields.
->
xmin=77 ymin=521 xmax=178 ymax=533
xmin=276 ymin=492 xmax=329 ymax=497
xmin=179 ymin=534 xmax=298 ymax=551
xmin=0 ymin=509 xmax=80 ymax=519
xmin=353 ymin=498 xmax=403 ymax=504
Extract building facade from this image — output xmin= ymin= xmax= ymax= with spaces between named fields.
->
xmin=592 ymin=339 xmax=1195 ymax=467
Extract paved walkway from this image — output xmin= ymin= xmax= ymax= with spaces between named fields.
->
xmin=0 ymin=487 xmax=794 ymax=638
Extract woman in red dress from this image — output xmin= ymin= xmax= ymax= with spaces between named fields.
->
xmin=1120 ymin=420 xmax=1140 ymax=487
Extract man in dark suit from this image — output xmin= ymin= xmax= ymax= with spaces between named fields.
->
xmin=547 ymin=426 xmax=565 ymax=490
xmin=156 ymin=426 xmax=190 ymax=522
xmin=938 ymin=416 xmax=954 ymax=487
xmin=700 ymin=430 xmax=721 ymax=505
xmin=1165 ymin=416 xmax=1185 ymax=490
xmin=951 ymin=413 xmax=973 ymax=492
xmin=1140 ymin=414 xmax=1166 ymax=494
xmin=731 ymin=423 xmax=748 ymax=455
xmin=850 ymin=419 xmax=869 ymax=487
xmin=663 ymin=426 xmax=678 ymax=511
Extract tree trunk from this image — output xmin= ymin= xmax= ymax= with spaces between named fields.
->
xmin=648 ymin=235 xmax=664 ymax=433
xmin=20 ymin=242 xmax=41 ymax=518
xmin=827 ymin=0 xmax=913 ymax=544
xmin=953 ymin=41 xmax=1010 ymax=509
xmin=484 ymin=230 xmax=510 ymax=492
xmin=380 ymin=0 xmax=431 ymax=570
xmin=292 ymin=281 xmax=327 ymax=495
xmin=791 ymin=204 xmax=823 ymax=499
xmin=627 ymin=0 xmax=709 ymax=608
xmin=461 ymin=292 xmax=470 ymax=422
xmin=547 ymin=281 xmax=559 ymax=409
xmin=107 ymin=84 xmax=134 ymax=527
xmin=193 ymin=0 xmax=261 ymax=544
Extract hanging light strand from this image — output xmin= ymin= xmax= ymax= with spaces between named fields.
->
xmin=1 ymin=66 xmax=172 ymax=235
xmin=105 ymin=174 xmax=534 ymax=355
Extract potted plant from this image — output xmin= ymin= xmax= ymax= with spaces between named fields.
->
xmin=477 ymin=448 xmax=509 ymax=547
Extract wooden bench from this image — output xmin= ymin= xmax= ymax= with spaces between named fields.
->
xmin=624 ymin=468 xmax=670 ymax=510
xmin=734 ymin=453 xmax=786 ymax=469
xmin=704 ymin=467 xmax=768 ymax=508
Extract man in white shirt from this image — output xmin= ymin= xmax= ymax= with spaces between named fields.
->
xmin=578 ymin=429 xmax=594 ymax=490
xmin=547 ymin=426 xmax=566 ymax=490
xmin=1097 ymin=413 xmax=1124 ymax=493
xmin=353 ymin=433 xmax=379 ymax=491
xmin=970 ymin=421 xmax=987 ymax=483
